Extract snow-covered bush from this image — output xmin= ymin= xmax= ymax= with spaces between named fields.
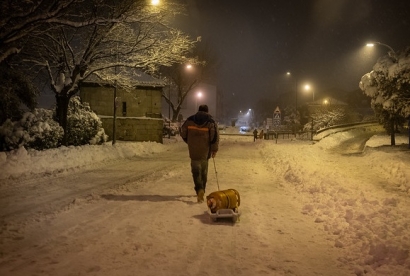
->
xmin=162 ymin=117 xmax=180 ymax=137
xmin=0 ymin=96 xmax=108 ymax=151
xmin=0 ymin=109 xmax=63 ymax=151
xmin=66 ymin=96 xmax=108 ymax=146
xmin=25 ymin=109 xmax=64 ymax=150
xmin=302 ymin=106 xmax=363 ymax=132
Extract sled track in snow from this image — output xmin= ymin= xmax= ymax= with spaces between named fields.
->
xmin=0 ymin=150 xmax=187 ymax=228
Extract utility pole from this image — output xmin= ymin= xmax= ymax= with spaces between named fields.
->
xmin=168 ymin=81 xmax=171 ymax=139
xmin=112 ymin=42 xmax=118 ymax=145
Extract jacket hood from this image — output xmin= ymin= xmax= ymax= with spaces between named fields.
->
xmin=192 ymin=111 xmax=213 ymax=126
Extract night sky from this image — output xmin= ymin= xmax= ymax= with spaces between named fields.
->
xmin=176 ymin=0 xmax=410 ymax=113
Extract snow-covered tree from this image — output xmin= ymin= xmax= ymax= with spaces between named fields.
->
xmin=301 ymin=105 xmax=363 ymax=132
xmin=0 ymin=64 xmax=39 ymax=124
xmin=303 ymin=107 xmax=346 ymax=131
xmin=0 ymin=0 xmax=116 ymax=64
xmin=15 ymin=0 xmax=197 ymax=145
xmin=282 ymin=106 xmax=301 ymax=133
xmin=359 ymin=47 xmax=410 ymax=145
xmin=160 ymin=42 xmax=217 ymax=122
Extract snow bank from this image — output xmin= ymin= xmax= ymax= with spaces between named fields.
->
xmin=260 ymin=133 xmax=410 ymax=275
xmin=0 ymin=141 xmax=167 ymax=180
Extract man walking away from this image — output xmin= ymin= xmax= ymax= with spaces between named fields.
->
xmin=253 ymin=129 xmax=258 ymax=142
xmin=180 ymin=105 xmax=219 ymax=203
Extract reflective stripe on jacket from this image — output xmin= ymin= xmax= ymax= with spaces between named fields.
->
xmin=180 ymin=111 xmax=219 ymax=160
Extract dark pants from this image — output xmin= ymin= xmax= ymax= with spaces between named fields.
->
xmin=190 ymin=159 xmax=209 ymax=194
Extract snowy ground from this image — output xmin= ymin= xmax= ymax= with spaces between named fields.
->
xmin=0 ymin=127 xmax=409 ymax=276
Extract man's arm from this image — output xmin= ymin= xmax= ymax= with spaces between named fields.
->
xmin=180 ymin=121 xmax=188 ymax=143
xmin=210 ymin=121 xmax=219 ymax=156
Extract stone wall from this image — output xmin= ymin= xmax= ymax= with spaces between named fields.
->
xmin=101 ymin=116 xmax=163 ymax=143
xmin=80 ymin=83 xmax=164 ymax=143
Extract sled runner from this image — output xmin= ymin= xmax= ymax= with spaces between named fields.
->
xmin=208 ymin=207 xmax=240 ymax=222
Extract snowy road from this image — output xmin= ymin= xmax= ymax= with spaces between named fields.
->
xmin=1 ymin=132 xmax=409 ymax=275
xmin=0 ymin=146 xmax=187 ymax=227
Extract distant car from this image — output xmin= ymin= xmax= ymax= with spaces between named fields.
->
xmin=240 ymin=126 xmax=251 ymax=132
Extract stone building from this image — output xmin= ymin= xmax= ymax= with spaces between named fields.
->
xmin=80 ymin=73 xmax=164 ymax=143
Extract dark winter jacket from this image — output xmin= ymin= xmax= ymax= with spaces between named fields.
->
xmin=180 ymin=111 xmax=219 ymax=160
xmin=253 ymin=129 xmax=258 ymax=137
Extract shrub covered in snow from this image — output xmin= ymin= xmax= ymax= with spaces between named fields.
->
xmin=0 ymin=109 xmax=63 ymax=151
xmin=162 ymin=117 xmax=180 ymax=137
xmin=303 ymin=106 xmax=363 ymax=132
xmin=66 ymin=96 xmax=108 ymax=146
xmin=0 ymin=96 xmax=108 ymax=151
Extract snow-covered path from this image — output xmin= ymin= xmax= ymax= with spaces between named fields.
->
xmin=0 ymin=131 xmax=409 ymax=275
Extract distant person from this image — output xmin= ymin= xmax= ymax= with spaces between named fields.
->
xmin=180 ymin=105 xmax=220 ymax=203
xmin=259 ymin=129 xmax=264 ymax=140
xmin=253 ymin=129 xmax=258 ymax=142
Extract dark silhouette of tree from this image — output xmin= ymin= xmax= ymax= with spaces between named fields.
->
xmin=0 ymin=0 xmax=120 ymax=64
xmin=159 ymin=41 xmax=218 ymax=122
xmin=0 ymin=63 xmax=39 ymax=124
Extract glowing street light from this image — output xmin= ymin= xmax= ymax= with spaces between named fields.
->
xmin=151 ymin=0 xmax=160 ymax=5
xmin=304 ymin=84 xmax=314 ymax=101
xmin=196 ymin=91 xmax=203 ymax=111
xmin=286 ymin=71 xmax=298 ymax=108
xmin=366 ymin=42 xmax=395 ymax=55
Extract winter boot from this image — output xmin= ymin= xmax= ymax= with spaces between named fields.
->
xmin=197 ymin=189 xmax=205 ymax=203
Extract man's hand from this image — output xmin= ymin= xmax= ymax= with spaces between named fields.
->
xmin=211 ymin=151 xmax=217 ymax=158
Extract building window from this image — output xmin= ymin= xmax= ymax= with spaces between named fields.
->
xmin=122 ymin=102 xmax=127 ymax=116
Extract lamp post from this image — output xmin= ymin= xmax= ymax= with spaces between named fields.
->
xmin=112 ymin=39 xmax=119 ymax=145
xmin=196 ymin=91 xmax=202 ymax=111
xmin=247 ymin=108 xmax=254 ymax=126
xmin=304 ymin=84 xmax=314 ymax=101
xmin=168 ymin=79 xmax=171 ymax=139
xmin=366 ymin=42 xmax=395 ymax=56
xmin=286 ymin=71 xmax=298 ymax=108
xmin=112 ymin=77 xmax=117 ymax=145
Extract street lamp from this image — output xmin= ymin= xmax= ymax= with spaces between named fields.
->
xmin=286 ymin=71 xmax=298 ymax=108
xmin=151 ymin=0 xmax=160 ymax=5
xmin=167 ymin=78 xmax=171 ymax=139
xmin=304 ymin=84 xmax=314 ymax=101
xmin=247 ymin=108 xmax=255 ymax=126
xmin=196 ymin=91 xmax=202 ymax=111
xmin=366 ymin=42 xmax=395 ymax=56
